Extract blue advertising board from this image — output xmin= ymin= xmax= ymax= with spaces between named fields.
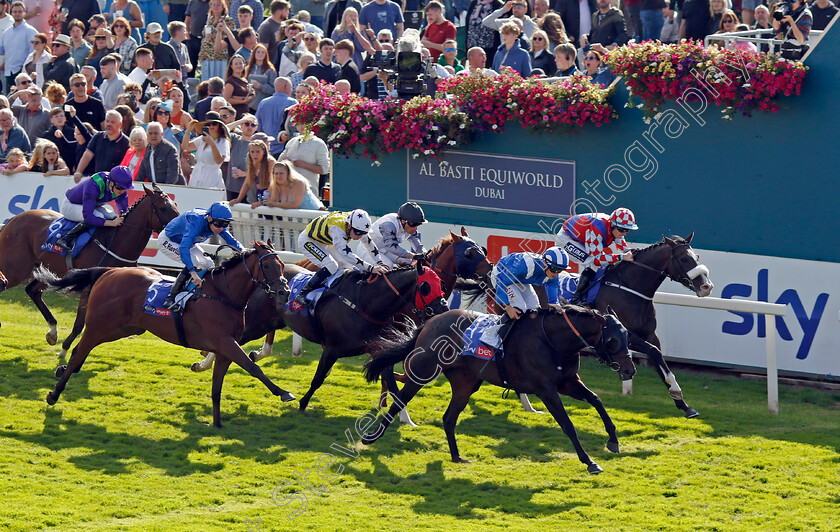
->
xmin=407 ymin=150 xmax=575 ymax=217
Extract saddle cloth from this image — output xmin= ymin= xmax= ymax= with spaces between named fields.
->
xmin=284 ymin=270 xmax=345 ymax=316
xmin=40 ymin=218 xmax=96 ymax=258
xmin=143 ymin=274 xmax=209 ymax=317
xmin=557 ymin=266 xmax=607 ymax=304
xmin=464 ymin=313 xmax=505 ymax=361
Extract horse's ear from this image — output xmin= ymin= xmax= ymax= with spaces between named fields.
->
xmin=663 ymin=235 xmax=676 ymax=247
xmin=607 ymin=305 xmax=618 ymax=318
xmin=142 ymin=184 xmax=151 ymax=194
xmin=684 ymin=231 xmax=694 ymax=244
xmin=460 ymin=226 xmax=469 ymax=237
xmin=416 ymin=260 xmax=423 ymax=273
xmin=152 ymin=183 xmax=163 ymax=192
xmin=449 ymin=229 xmax=462 ymax=242
xmin=267 ymin=238 xmax=273 ymax=248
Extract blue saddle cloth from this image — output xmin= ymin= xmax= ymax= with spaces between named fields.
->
xmin=40 ymin=218 xmax=96 ymax=258
xmin=461 ymin=313 xmax=504 ymax=361
xmin=557 ymin=267 xmax=607 ymax=304
xmin=143 ymin=278 xmax=199 ymax=317
xmin=284 ymin=270 xmax=345 ymax=315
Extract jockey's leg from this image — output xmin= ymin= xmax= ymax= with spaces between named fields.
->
xmin=164 ymin=268 xmax=191 ymax=310
xmin=570 ymin=268 xmax=596 ymax=305
xmin=294 ymin=236 xmax=336 ymax=305
xmin=55 ymin=222 xmax=92 ymax=251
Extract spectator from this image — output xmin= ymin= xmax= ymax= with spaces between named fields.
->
xmin=679 ymin=0 xmax=711 ymax=41
xmin=229 ymin=0 xmax=263 ymax=28
xmin=773 ymin=0 xmax=811 ymax=59
xmin=583 ymin=48 xmax=613 ymax=86
xmin=639 ymin=0 xmax=665 ymax=41
xmin=376 ymin=28 xmax=393 ymax=46
xmin=164 ymin=0 xmax=190 ymax=25
xmin=422 ymin=1 xmax=457 ymax=61
xmin=43 ymin=33 xmax=77 ymax=90
xmin=302 ymin=30 xmax=321 ymax=56
xmin=465 ymin=0 xmax=502 ymax=66
xmin=277 ymin=20 xmax=306 ymax=76
xmin=12 ymin=85 xmax=49 ymax=143
xmin=154 ymin=99 xmax=183 ymax=146
xmin=127 ymin=47 xmax=153 ymax=86
xmin=142 ymin=97 xmax=162 ymax=125
xmin=0 ymin=2 xmax=13 ymax=92
xmin=707 ymin=0 xmax=726 ymax=36
xmin=85 ymin=27 xmax=114 ymax=86
xmin=111 ymin=18 xmax=138 ymax=75
xmin=235 ymin=4 xmax=254 ymax=30
xmin=529 ymin=29 xmax=554 ymax=75
xmin=279 ymin=121 xmax=329 ymax=197
xmin=581 ymin=0 xmax=629 ymax=50
xmin=114 ymin=104 xmax=137 ymax=136
xmin=229 ymin=138 xmax=275 ymax=206
xmin=625 ymin=0 xmax=643 ymax=40
xmin=199 ymin=0 xmax=236 ymax=81
xmin=210 ymin=95 xmax=227 ymax=113
xmin=168 ymin=86 xmax=192 ymax=128
xmin=438 ymin=38 xmax=464 ymax=73
xmin=68 ymin=19 xmax=92 ymax=68
xmin=296 ymin=9 xmax=325 ymax=36
xmin=493 ymin=21 xmax=531 ymax=77
xmin=43 ymin=81 xmax=67 ymax=107
xmin=461 ymin=45 xmax=494 ymax=74
xmin=86 ymin=14 xmax=108 ymax=38
xmin=1 ymin=146 xmax=27 ymax=172
xmin=660 ymin=1 xmax=679 ymax=43
xmin=73 ymin=109 xmax=128 ymax=179
xmin=119 ymin=125 xmax=147 ymax=178
xmin=30 ymin=139 xmax=69 ymax=175
xmin=70 ymin=117 xmax=95 ymax=173
xmin=484 ymin=0 xmax=538 ymax=40
xmin=258 ymin=0 xmax=290 ymax=62
xmin=60 ymin=0 xmax=98 ymax=36
xmin=223 ymin=54 xmax=254 ymax=118
xmin=99 ymin=54 xmax=130 ymax=109
xmin=553 ymin=42 xmax=578 ymax=76
xmin=279 ymin=85 xmax=311 ymax=141
xmin=139 ymin=0 xmax=170 ymax=42
xmin=138 ymin=23 xmax=182 ymax=72
xmin=533 ymin=0 xmax=550 ymax=18
xmin=0 ymin=2 xmax=37 ymax=92
xmin=359 ymin=0 xmax=404 ymax=38
xmin=553 ymin=0 xmax=597 ymax=43
xmin=23 ymin=32 xmax=52 ymax=88
xmin=294 ymin=0 xmax=326 ymax=32
xmin=332 ymin=8 xmax=377 ymax=70
xmin=137 ymin=121 xmax=186 ymax=184
xmin=184 ymin=0 xmax=211 ymax=79
xmin=107 ymin=0 xmax=144 ymax=44
xmin=224 ymin=112 xmax=272 ymax=200
xmin=246 ymin=43 xmax=278 ymax=112
xmin=334 ymin=78 xmax=350 ymax=93
xmin=181 ymin=113 xmax=230 ymax=188
xmin=79 ymin=65 xmax=104 ymax=102
xmin=0 ymin=107 xmax=31 ymax=160
xmin=810 ymin=0 xmax=837 ymax=31
xmin=66 ymin=72 xmax=105 ymax=128
xmin=255 ymin=76 xmax=296 ymax=156
xmin=235 ymin=26 xmax=257 ymax=61
xmin=729 ymin=23 xmax=758 ymax=51
xmin=303 ymin=38 xmax=339 ymax=83
xmin=44 ymin=105 xmax=76 ymax=169
xmin=710 ymin=9 xmax=738 ymax=44
xmin=266 ymin=159 xmax=324 ymax=210
xmin=324 ymin=0 xmax=362 ymax=39
xmin=539 ymin=12 xmax=568 ymax=49
xmin=167 ymin=21 xmax=193 ymax=79
xmin=334 ymin=39 xmax=360 ymax=93
xmin=291 ymin=51 xmax=315 ymax=89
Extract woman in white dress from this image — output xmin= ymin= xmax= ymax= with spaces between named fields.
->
xmin=181 ymin=111 xmax=230 ymax=189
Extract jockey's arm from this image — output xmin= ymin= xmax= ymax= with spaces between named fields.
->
xmin=586 ymin=233 xmax=624 ymax=267
xmin=114 ymin=191 xmax=129 ymax=216
xmin=329 ymin=225 xmax=377 ymax=272
xmin=179 ymin=222 xmax=203 ymax=271
xmin=219 ymin=229 xmax=244 ymax=252
xmin=378 ymin=220 xmax=414 ymax=265
xmin=81 ymin=188 xmax=107 ymax=227
xmin=544 ymin=276 xmax=560 ymax=305
xmin=407 ymin=232 xmax=424 ymax=255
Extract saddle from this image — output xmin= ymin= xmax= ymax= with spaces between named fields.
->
xmin=558 ymin=267 xmax=608 ymax=305
xmin=144 ymin=277 xmax=202 ymax=318
xmin=40 ymin=218 xmax=96 ymax=259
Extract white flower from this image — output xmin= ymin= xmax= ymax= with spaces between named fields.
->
xmin=412 ymin=153 xmax=420 ymax=159
xmin=448 ymin=140 xmax=457 ymax=146
xmin=459 ymin=123 xmax=466 ymax=129
xmin=491 ymin=124 xmax=497 ymax=130
xmin=371 ymin=160 xmax=382 ymax=167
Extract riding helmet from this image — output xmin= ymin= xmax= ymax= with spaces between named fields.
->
xmin=543 ymin=246 xmax=569 ymax=270
xmin=610 ymin=207 xmax=638 ymax=231
xmin=108 ymin=166 xmax=134 ymax=190
xmin=347 ymin=209 xmax=372 ymax=233
xmin=397 ymin=202 xmax=426 ymax=226
xmin=208 ymin=201 xmax=234 ymax=221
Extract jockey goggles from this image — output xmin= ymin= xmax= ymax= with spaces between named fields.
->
xmin=211 ymin=219 xmax=231 ymax=228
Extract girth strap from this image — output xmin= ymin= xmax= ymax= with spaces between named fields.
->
xmin=174 ymin=311 xmax=190 ymax=348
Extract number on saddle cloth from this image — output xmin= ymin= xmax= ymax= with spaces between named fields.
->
xmin=143 ymin=272 xmax=207 ymax=317
xmin=41 ymin=218 xmax=97 ymax=257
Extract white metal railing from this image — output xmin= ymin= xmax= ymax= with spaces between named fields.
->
xmin=229 ymin=204 xmax=325 ymax=253
xmin=704 ymin=28 xmax=825 ymax=55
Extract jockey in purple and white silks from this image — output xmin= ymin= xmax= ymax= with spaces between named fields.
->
xmin=357 ymin=202 xmax=427 ymax=267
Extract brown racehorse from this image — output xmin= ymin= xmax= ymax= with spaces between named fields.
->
xmin=0 ymin=184 xmax=179 ymax=353
xmin=35 ymin=241 xmax=294 ymax=428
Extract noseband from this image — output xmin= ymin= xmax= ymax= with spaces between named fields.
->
xmin=541 ymin=309 xmax=621 ymax=370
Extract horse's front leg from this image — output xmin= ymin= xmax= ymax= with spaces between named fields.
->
xmin=535 ymin=385 xmax=602 ymax=474
xmin=25 ymin=279 xmax=58 ymax=345
xmin=630 ymin=332 xmax=699 ymax=418
xmin=559 ymin=377 xmax=620 ymax=453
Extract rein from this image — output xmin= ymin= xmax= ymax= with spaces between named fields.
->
xmin=90 ymin=193 xmax=170 ymax=267
xmin=199 ymin=249 xmax=286 ymax=313
xmin=541 ymin=308 xmax=592 ymax=353
xmin=605 ymin=242 xmax=702 ymax=301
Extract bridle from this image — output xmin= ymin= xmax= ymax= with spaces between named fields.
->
xmin=429 ymin=238 xmax=490 ymax=291
xmin=92 ymin=191 xmax=176 ymax=266
xmin=204 ymin=247 xmax=289 ymax=312
xmin=609 ymin=242 xmax=709 ymax=299
xmin=541 ymin=309 xmax=621 ymax=371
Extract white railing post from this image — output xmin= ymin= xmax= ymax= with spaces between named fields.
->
xmin=766 ymin=313 xmax=779 ymax=414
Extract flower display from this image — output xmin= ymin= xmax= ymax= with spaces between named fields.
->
xmin=606 ymin=40 xmax=808 ymax=119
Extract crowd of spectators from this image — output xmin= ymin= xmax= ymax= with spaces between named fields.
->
xmin=0 ymin=0 xmax=833 ymax=198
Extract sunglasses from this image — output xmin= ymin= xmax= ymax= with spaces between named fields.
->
xmin=304 ymin=36 xmax=317 ymax=41
xmin=406 ymin=222 xmax=420 ymax=228
xmin=112 ymin=183 xmax=126 ymax=192
xmin=95 ymin=36 xmax=107 ymax=40
xmin=72 ymin=82 xmax=86 ymax=87
xmin=585 ymin=56 xmax=598 ymax=61
xmin=547 ymin=266 xmax=565 ymax=274
xmin=513 ymin=3 xmax=526 ymax=6
xmin=614 ymin=227 xmax=629 ymax=233
xmin=156 ymin=109 xmax=170 ymax=115
xmin=113 ymin=24 xmax=126 ymax=28
xmin=351 ymin=228 xmax=367 ymax=236
xmin=211 ymin=219 xmax=231 ymax=228
xmin=379 ymin=38 xmax=391 ymax=43
xmin=444 ymin=47 xmax=456 ymax=52
xmin=19 ymin=79 xmax=32 ymax=86
xmin=723 ymin=19 xmax=735 ymax=22
xmin=32 ymin=40 xmax=44 ymax=45
xmin=243 ymin=122 xmax=258 ymax=127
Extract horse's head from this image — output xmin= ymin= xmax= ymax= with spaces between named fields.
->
xmin=449 ymin=227 xmax=493 ymax=283
xmin=593 ymin=307 xmax=635 ymax=381
xmin=142 ymin=184 xmax=180 ymax=232
xmin=664 ymin=232 xmax=714 ymax=297
xmin=253 ymin=240 xmax=290 ymax=309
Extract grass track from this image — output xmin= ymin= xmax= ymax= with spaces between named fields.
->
xmin=0 ymin=287 xmax=838 ymax=531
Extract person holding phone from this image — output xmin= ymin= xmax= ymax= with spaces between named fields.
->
xmin=181 ymin=112 xmax=229 ymax=188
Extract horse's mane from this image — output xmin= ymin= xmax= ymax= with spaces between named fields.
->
xmin=122 ymin=190 xmax=151 ymax=217
xmin=630 ymin=235 xmax=687 ymax=258
xmin=541 ymin=304 xmax=602 ymax=320
xmin=341 ymin=265 xmax=416 ymax=282
xmin=426 ymin=234 xmax=456 ymax=259
xmin=208 ymin=241 xmax=272 ymax=273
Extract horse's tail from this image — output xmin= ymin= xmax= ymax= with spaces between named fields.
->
xmin=35 ymin=266 xmax=111 ymax=295
xmin=363 ymin=321 xmax=424 ymax=383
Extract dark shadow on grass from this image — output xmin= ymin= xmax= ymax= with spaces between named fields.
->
xmin=344 ymin=457 xmax=583 ymax=519
xmin=0 ymin=356 xmax=103 ymax=401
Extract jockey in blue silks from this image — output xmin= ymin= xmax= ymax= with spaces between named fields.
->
xmin=159 ymin=201 xmax=244 ymax=310
xmin=491 ymin=246 xmax=570 ymax=343
xmin=55 ymin=165 xmax=134 ymax=250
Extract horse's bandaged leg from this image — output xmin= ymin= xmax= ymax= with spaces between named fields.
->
xmin=663 ymin=369 xmax=683 ymax=400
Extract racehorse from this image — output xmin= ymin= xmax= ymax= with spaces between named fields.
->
xmin=361 ymin=306 xmax=635 ymax=474
xmin=0 ymin=184 xmax=179 ymax=353
xmin=36 ymin=241 xmax=293 ymax=428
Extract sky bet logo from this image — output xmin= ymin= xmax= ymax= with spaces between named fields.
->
xmin=6 ymin=185 xmax=60 ymax=223
xmin=721 ymin=269 xmax=829 ymax=360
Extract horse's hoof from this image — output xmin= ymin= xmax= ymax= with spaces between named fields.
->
xmin=54 ymin=365 xmax=67 ymax=379
xmin=249 ymin=350 xmax=258 ymax=362
xmin=453 ymin=457 xmax=471 ymax=464
xmin=684 ymin=408 xmax=700 ymax=419
xmin=587 ymin=462 xmax=603 ymax=474
xmin=190 ymin=362 xmax=206 ymax=373
xmin=607 ymin=441 xmax=619 ymax=453
xmin=361 ymin=433 xmax=378 ymax=445
xmin=46 ymin=392 xmax=57 ymax=405
xmin=213 ymin=422 xmax=223 ymax=429
xmin=46 ymin=331 xmax=57 ymax=346
xmin=279 ymin=391 xmax=296 ymax=402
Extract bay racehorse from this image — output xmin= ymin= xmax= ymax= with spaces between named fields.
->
xmin=0 ymin=184 xmax=179 ymax=353
xmin=35 ymin=241 xmax=293 ymax=428
xmin=362 ymin=306 xmax=635 ymax=474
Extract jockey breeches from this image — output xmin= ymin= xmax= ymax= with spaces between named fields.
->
xmin=159 ymin=231 xmax=215 ymax=270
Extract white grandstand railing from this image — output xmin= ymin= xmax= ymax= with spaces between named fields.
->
xmin=703 ymin=28 xmax=825 ymax=55
xmin=228 ymin=204 xmax=325 ymax=253
xmin=650 ymin=292 xmax=787 ymax=414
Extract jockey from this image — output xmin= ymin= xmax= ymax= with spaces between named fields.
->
xmin=160 ymin=201 xmax=244 ymax=310
xmin=492 ymin=246 xmax=570 ymax=342
xmin=294 ymin=209 xmax=388 ymax=305
xmin=557 ymin=207 xmax=637 ymax=305
xmin=357 ymin=202 xmax=427 ymax=267
xmin=55 ymin=166 xmax=134 ymax=250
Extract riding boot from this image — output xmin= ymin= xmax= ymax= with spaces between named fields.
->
xmin=55 ymin=222 xmax=91 ymax=251
xmin=497 ymin=312 xmax=516 ymax=346
xmin=164 ymin=268 xmax=191 ymax=310
xmin=294 ymin=267 xmax=331 ymax=306
xmin=570 ymin=268 xmax=596 ymax=305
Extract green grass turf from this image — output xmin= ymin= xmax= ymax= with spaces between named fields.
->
xmin=0 ymin=286 xmax=838 ymax=531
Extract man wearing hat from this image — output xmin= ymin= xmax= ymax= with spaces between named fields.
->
xmin=42 ymin=34 xmax=78 ymax=91
xmin=11 ymin=84 xmax=49 ymax=145
xmin=137 ymin=22 xmax=181 ymax=72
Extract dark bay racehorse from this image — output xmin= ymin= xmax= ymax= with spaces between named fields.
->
xmin=362 ymin=306 xmax=635 ymax=474
xmin=36 ymin=241 xmax=293 ymax=428
xmin=0 ymin=185 xmax=179 ymax=352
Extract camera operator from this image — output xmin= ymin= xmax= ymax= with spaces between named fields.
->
xmin=772 ymin=0 xmax=812 ymax=60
